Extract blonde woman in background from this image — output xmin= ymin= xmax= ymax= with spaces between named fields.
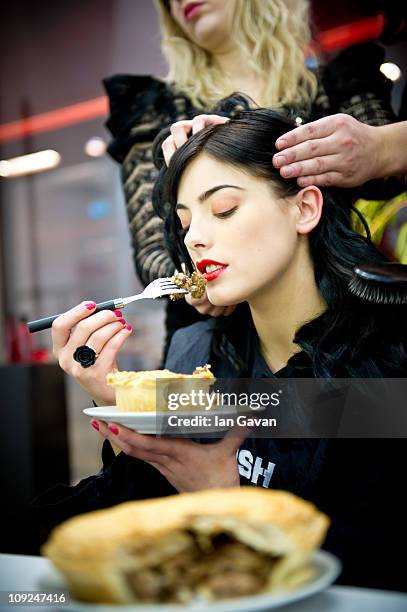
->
xmin=103 ymin=0 xmax=397 ymax=364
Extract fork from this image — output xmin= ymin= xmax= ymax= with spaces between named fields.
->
xmin=27 ymin=277 xmax=188 ymax=333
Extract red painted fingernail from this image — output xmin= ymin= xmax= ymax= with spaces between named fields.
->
xmin=90 ymin=420 xmax=99 ymax=431
xmin=119 ymin=318 xmax=126 ymax=325
xmin=125 ymin=325 xmax=132 ymax=331
xmin=114 ymin=310 xmax=122 ymax=317
xmin=108 ymin=425 xmax=119 ymax=435
xmin=85 ymin=301 xmax=96 ymax=310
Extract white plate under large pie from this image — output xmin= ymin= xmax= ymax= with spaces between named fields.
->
xmin=38 ymin=550 xmax=341 ymax=612
xmin=83 ymin=406 xmax=238 ymax=434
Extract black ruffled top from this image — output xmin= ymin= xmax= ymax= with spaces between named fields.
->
xmin=103 ymin=42 xmax=398 ymax=165
xmin=103 ymin=76 xmax=197 ymax=163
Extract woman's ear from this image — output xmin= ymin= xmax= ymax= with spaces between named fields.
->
xmin=294 ymin=186 xmax=323 ymax=235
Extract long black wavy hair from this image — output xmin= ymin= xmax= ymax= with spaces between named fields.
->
xmin=152 ymin=97 xmax=406 ymax=377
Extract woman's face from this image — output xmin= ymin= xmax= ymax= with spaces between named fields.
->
xmin=176 ymin=154 xmax=305 ymax=307
xmin=168 ymin=0 xmax=237 ymax=52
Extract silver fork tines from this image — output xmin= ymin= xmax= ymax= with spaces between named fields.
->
xmin=122 ymin=277 xmax=188 ymax=305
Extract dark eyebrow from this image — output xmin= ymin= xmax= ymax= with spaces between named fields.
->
xmin=176 ymin=184 xmax=244 ymax=210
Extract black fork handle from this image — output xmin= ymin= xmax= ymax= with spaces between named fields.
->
xmin=27 ymin=300 xmax=120 ymax=333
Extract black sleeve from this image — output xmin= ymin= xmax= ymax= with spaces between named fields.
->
xmin=30 ymin=440 xmax=176 ymax=533
xmin=103 ymin=75 xmax=177 ymax=163
xmin=322 ymin=42 xmax=396 ymax=125
xmin=103 ymin=75 xmax=181 ymax=285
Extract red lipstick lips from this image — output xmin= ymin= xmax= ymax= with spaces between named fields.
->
xmin=196 ymin=259 xmax=229 ymax=282
xmin=184 ymin=2 xmax=204 ymax=21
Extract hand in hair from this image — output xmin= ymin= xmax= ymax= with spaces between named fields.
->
xmin=162 ymin=114 xmax=229 ymax=165
xmin=272 ymin=113 xmax=392 ymax=188
xmin=185 ymin=289 xmax=236 ymax=317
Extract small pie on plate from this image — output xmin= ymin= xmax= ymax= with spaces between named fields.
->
xmin=106 ymin=364 xmax=215 ymax=412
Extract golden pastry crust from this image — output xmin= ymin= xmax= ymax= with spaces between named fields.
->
xmin=106 ymin=365 xmax=213 ymax=388
xmin=106 ymin=365 xmax=214 ymax=411
xmin=170 ymin=271 xmax=206 ymax=301
xmin=43 ymin=487 xmax=330 ymax=604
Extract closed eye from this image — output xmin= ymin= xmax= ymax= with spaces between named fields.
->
xmin=178 ymin=206 xmax=238 ymax=238
xmin=215 ymin=206 xmax=238 ymax=219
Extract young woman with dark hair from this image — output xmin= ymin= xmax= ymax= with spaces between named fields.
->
xmin=37 ymin=106 xmax=406 ymax=592
xmin=152 ymin=104 xmax=405 ymax=380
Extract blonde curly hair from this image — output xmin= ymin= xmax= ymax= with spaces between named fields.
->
xmin=154 ymin=0 xmax=318 ymax=110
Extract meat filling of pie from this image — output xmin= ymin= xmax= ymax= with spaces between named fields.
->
xmin=124 ymin=532 xmax=280 ymax=602
xmin=170 ymin=272 xmax=206 ymax=301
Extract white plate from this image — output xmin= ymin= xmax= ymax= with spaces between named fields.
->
xmin=83 ymin=406 xmax=238 ymax=434
xmin=39 ymin=550 xmax=341 ymax=612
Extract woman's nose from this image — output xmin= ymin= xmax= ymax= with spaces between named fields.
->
xmin=184 ymin=219 xmax=212 ymax=251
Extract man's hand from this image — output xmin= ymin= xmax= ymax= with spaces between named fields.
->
xmin=272 ymin=114 xmax=381 ymax=188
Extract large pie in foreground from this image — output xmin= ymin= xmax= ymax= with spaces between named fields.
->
xmin=42 ymin=487 xmax=330 ymax=604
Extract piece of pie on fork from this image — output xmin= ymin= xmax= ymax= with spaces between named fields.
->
xmin=170 ymin=271 xmax=206 ymax=301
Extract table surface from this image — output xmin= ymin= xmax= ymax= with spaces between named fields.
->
xmin=0 ymin=553 xmax=406 ymax=612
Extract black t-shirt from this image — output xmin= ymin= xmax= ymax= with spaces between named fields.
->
xmin=235 ymin=319 xmax=407 ymax=591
